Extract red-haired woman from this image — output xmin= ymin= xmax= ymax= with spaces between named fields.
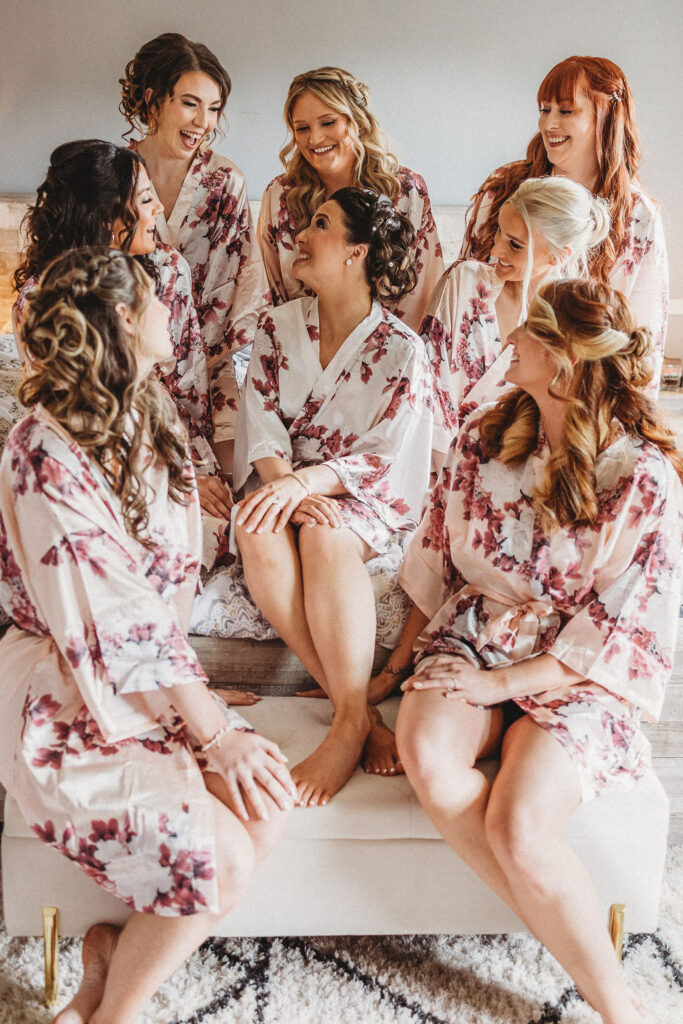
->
xmin=460 ymin=56 xmax=668 ymax=393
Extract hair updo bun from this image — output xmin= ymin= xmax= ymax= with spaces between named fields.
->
xmin=331 ymin=187 xmax=417 ymax=301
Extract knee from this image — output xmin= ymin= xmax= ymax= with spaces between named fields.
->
xmin=396 ymin=696 xmax=451 ymax=790
xmin=484 ymin=800 xmax=550 ymax=889
xmin=234 ymin=521 xmax=277 ymax=569
xmin=215 ymin=825 xmax=256 ymax=915
xmin=252 ymin=803 xmax=292 ymax=864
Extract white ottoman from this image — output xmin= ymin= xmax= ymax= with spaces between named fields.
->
xmin=1 ymin=697 xmax=669 ymax=1000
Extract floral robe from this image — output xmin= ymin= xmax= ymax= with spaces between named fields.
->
xmin=0 ymin=407 xmax=242 ymax=914
xmin=400 ymin=409 xmax=683 ymax=799
xmin=233 ymin=297 xmax=434 ymax=554
xmin=461 ymin=173 xmax=669 ymax=388
xmin=136 ymin=144 xmax=271 ymax=442
xmin=420 ymin=260 xmax=512 ymax=459
xmin=14 ymin=245 xmax=216 ymax=472
xmin=257 ymin=167 xmax=444 ymax=332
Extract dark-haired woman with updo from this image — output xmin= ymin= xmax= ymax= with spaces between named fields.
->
xmin=234 ymin=188 xmax=433 ymax=806
xmin=258 ymin=66 xmax=443 ymax=332
xmin=0 ymin=248 xmax=293 ymax=1023
xmin=120 ymin=33 xmax=270 ymax=477
xmin=397 ymin=278 xmax=682 ymax=1024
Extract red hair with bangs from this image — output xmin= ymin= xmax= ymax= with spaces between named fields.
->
xmin=463 ymin=56 xmax=643 ymax=284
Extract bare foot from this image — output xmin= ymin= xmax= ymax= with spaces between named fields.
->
xmin=362 ymin=707 xmax=404 ymax=776
xmin=53 ymin=924 xmax=119 ymax=1024
xmin=215 ymin=689 xmax=261 ymax=707
xmin=292 ymin=713 xmax=370 ymax=806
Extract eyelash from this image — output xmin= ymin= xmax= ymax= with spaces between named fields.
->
xmin=539 ymin=107 xmax=574 ymax=115
xmin=295 ymin=119 xmax=337 ymax=134
xmin=315 ymin=217 xmax=326 ymax=228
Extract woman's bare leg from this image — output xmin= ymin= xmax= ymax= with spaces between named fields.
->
xmin=486 ymin=717 xmax=646 ymax=1024
xmin=289 ymin=523 xmax=377 ymax=805
xmin=396 ymin=689 xmax=526 ymax=919
xmin=55 ymin=787 xmax=290 ymax=1024
xmin=236 ymin=522 xmax=329 ymax=689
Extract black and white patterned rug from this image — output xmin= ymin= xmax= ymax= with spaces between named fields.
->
xmin=1 ymin=846 xmax=681 ymax=1023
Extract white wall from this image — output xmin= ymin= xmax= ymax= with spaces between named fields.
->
xmin=2 ymin=0 xmax=682 ymax=297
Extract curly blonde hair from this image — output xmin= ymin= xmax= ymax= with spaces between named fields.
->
xmin=479 ymin=278 xmax=683 ymax=529
xmin=18 ymin=248 xmax=193 ymax=544
xmin=279 ymin=66 xmax=402 ymax=232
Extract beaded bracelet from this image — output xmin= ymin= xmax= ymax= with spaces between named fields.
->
xmin=287 ymin=472 xmax=312 ymax=497
xmin=200 ymin=720 xmax=235 ymax=754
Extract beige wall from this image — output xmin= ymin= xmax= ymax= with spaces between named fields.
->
xmin=2 ymin=0 xmax=682 ymax=306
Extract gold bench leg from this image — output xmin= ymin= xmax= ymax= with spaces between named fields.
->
xmin=609 ymin=902 xmax=625 ymax=961
xmin=42 ymin=906 xmax=59 ymax=1007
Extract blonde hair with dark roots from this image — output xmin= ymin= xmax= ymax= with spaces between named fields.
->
xmin=18 ymin=247 xmax=193 ymax=544
xmin=463 ymin=56 xmax=643 ymax=284
xmin=479 ymin=278 xmax=683 ymax=530
xmin=280 ymin=66 xmax=402 ymax=232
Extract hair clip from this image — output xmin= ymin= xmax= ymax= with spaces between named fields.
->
xmin=611 ymin=91 xmax=622 ymax=103
xmin=371 ymin=225 xmax=377 ymax=232
xmin=388 ymin=261 xmax=394 ymax=268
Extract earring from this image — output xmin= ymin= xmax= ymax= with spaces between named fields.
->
xmin=345 ymin=258 xmax=353 ymax=266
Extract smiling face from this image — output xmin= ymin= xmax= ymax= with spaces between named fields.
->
xmin=491 ymin=203 xmax=555 ymax=284
xmin=293 ymin=199 xmax=359 ymax=292
xmin=504 ymin=320 xmax=560 ymax=399
xmin=111 ymin=167 xmax=163 ymax=255
xmin=290 ymin=90 xmax=356 ymax=186
xmin=151 ymin=70 xmax=223 ymax=160
xmin=538 ymin=89 xmax=599 ymax=181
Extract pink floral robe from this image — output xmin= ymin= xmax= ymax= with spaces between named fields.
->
xmin=233 ymin=296 xmax=434 ymax=554
xmin=0 ymin=407 xmax=246 ymax=914
xmin=257 ymin=168 xmax=444 ymax=332
xmin=135 ymin=144 xmax=271 ymax=442
xmin=420 ymin=259 xmax=512 ymax=460
xmin=400 ymin=408 xmax=683 ymax=800
xmin=14 ymin=245 xmax=216 ymax=472
xmin=461 ymin=173 xmax=669 ymax=389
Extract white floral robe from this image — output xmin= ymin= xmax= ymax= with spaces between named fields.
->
xmin=461 ymin=173 xmax=669 ymax=388
xmin=421 ymin=260 xmax=512 ymax=459
xmin=233 ymin=297 xmax=434 ymax=554
xmin=0 ymin=407 xmax=244 ymax=915
xmin=257 ymin=168 xmax=444 ymax=332
xmin=14 ymin=245 xmax=216 ymax=472
xmin=137 ymin=144 xmax=271 ymax=442
xmin=400 ymin=409 xmax=683 ymax=800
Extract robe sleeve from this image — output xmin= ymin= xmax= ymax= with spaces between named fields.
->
xmin=257 ymin=180 xmax=291 ymax=307
xmin=323 ymin=339 xmax=433 ymax=534
xmin=399 ymin=433 xmax=465 ymax=617
xmin=548 ymin=450 xmax=683 ymax=720
xmin=2 ymin=431 xmax=207 ymax=742
xmin=391 ymin=171 xmax=445 ymax=332
xmin=233 ymin=311 xmax=294 ymax=490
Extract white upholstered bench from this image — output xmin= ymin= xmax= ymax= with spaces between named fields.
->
xmin=1 ymin=696 xmax=670 ymax=1006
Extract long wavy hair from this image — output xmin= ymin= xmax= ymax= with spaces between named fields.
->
xmin=12 ymin=141 xmax=148 ymax=293
xmin=279 ymin=66 xmax=402 ymax=232
xmin=463 ymin=57 xmax=642 ymax=283
xmin=479 ymin=278 xmax=683 ymax=530
xmin=18 ymin=248 xmax=193 ymax=544
xmin=120 ymin=32 xmax=231 ymax=142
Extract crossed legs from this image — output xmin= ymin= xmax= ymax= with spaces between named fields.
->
xmin=236 ymin=519 xmax=376 ymax=805
xmin=397 ymin=691 xmax=647 ymax=1024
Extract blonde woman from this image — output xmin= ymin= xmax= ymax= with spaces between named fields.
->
xmin=423 ymin=176 xmax=610 ymax=464
xmin=0 ymin=248 xmax=293 ymax=1024
xmin=258 ymin=66 xmax=444 ymax=332
xmin=398 ymin=278 xmax=682 ymax=1024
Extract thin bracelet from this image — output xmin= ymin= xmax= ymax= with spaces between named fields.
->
xmin=200 ymin=721 xmax=235 ymax=754
xmin=287 ymin=472 xmax=312 ymax=497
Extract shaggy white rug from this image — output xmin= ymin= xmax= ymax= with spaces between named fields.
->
xmin=1 ymin=846 xmax=681 ymax=1024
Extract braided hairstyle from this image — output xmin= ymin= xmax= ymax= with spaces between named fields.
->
xmin=479 ymin=278 xmax=683 ymax=530
xmin=12 ymin=141 xmax=147 ymax=293
xmin=331 ymin=187 xmax=417 ymax=302
xmin=280 ymin=66 xmax=402 ymax=231
xmin=120 ymin=32 xmax=231 ymax=140
xmin=463 ymin=56 xmax=643 ymax=284
xmin=18 ymin=248 xmax=192 ymax=544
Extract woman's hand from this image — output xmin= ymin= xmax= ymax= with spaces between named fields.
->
xmin=197 ymin=473 xmax=234 ymax=520
xmin=290 ymin=494 xmax=343 ymax=529
xmin=401 ymin=655 xmax=509 ymax=707
xmin=207 ymin=729 xmax=297 ymax=821
xmin=235 ymin=475 xmax=308 ymax=534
